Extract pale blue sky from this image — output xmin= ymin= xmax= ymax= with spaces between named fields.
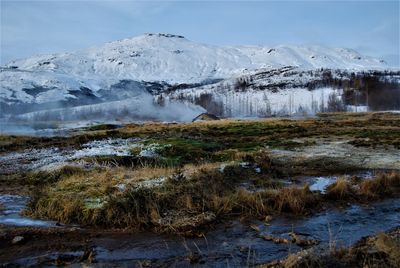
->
xmin=1 ymin=0 xmax=399 ymax=65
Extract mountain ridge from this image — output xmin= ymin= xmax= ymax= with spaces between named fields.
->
xmin=2 ymin=33 xmax=389 ymax=83
xmin=1 ymin=33 xmax=398 ymax=124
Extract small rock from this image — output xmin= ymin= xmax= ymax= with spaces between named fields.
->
xmin=263 ymin=235 xmax=290 ymax=244
xmin=289 ymin=232 xmax=320 ymax=247
xmin=264 ymin=215 xmax=273 ymax=222
xmin=12 ymin=236 xmax=24 ymax=244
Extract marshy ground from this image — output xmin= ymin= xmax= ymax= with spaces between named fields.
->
xmin=0 ymin=112 xmax=399 ymax=267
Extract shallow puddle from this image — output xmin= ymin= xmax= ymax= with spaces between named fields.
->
xmin=0 ymin=194 xmax=55 ymax=227
xmin=304 ymin=170 xmax=378 ymax=193
xmin=259 ymin=198 xmax=400 ymax=248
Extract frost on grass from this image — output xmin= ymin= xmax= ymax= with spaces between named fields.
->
xmin=0 ymin=138 xmax=142 ymax=173
xmin=135 ymin=143 xmax=171 ymax=158
xmin=72 ymin=138 xmax=140 ymax=158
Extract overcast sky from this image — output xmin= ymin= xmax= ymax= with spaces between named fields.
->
xmin=1 ymin=0 xmax=399 ymax=66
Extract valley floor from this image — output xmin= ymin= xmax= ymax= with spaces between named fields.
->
xmin=0 ymin=112 xmax=399 ymax=267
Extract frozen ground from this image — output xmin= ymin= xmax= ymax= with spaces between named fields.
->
xmin=271 ymin=139 xmax=400 ymax=170
xmin=0 ymin=138 xmax=140 ymax=174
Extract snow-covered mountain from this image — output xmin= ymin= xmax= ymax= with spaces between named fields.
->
xmin=0 ymin=33 xmax=397 ymax=124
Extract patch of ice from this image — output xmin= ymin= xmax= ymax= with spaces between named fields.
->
xmin=309 ymin=176 xmax=336 ymax=193
xmin=0 ymin=194 xmax=56 ymax=227
xmin=115 ymin=183 xmax=126 ymax=191
xmin=240 ymin=162 xmax=251 ymax=168
xmin=218 ymin=163 xmax=227 ymax=173
xmin=346 ymin=105 xmax=368 ymax=112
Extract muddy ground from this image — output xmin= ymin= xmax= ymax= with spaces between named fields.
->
xmin=262 ymin=227 xmax=400 ymax=268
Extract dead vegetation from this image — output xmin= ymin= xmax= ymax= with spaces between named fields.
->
xmin=325 ymin=177 xmax=355 ymax=200
xmin=23 ymin=153 xmax=399 ymax=233
xmin=1 ymin=112 xmax=399 ymax=235
xmin=273 ymin=185 xmax=318 ymax=214
xmin=324 ymin=172 xmax=400 ymax=202
xmin=358 ymin=172 xmax=400 ymax=200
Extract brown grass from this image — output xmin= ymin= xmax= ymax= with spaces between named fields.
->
xmin=374 ymin=233 xmax=400 ymax=267
xmin=358 ymin=172 xmax=400 ymax=200
xmin=325 ymin=177 xmax=355 ymax=200
xmin=20 ymin=152 xmax=400 ymax=233
xmin=26 ymin=161 xmax=322 ymax=230
xmin=273 ymin=185 xmax=318 ymax=214
xmin=233 ymin=189 xmax=268 ymax=216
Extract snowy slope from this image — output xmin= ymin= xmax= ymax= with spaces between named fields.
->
xmin=1 ymin=33 xmax=396 ymax=124
xmin=1 ymin=33 xmax=388 ymax=98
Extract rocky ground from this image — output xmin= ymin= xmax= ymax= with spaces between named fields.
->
xmin=261 ymin=228 xmax=400 ymax=268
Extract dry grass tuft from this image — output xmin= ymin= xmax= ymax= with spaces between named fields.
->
xmin=182 ymin=162 xmax=222 ymax=178
xmin=358 ymin=172 xmax=400 ymax=200
xmin=273 ymin=185 xmax=318 ymax=214
xmin=233 ymin=189 xmax=268 ymax=216
xmin=325 ymin=177 xmax=354 ymax=200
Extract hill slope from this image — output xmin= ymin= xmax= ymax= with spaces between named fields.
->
xmin=0 ymin=33 xmax=395 ymax=124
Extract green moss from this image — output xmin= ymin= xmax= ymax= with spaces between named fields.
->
xmin=143 ymin=137 xmax=223 ymax=165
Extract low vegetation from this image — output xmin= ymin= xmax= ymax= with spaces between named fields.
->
xmin=1 ymin=112 xmax=399 ymax=235
xmin=325 ymin=172 xmax=400 ymax=202
xmin=1 ymin=112 xmax=399 ymax=154
xmin=325 ymin=176 xmax=355 ymax=200
xmin=358 ymin=172 xmax=400 ymax=200
xmin=24 ymin=157 xmax=399 ymax=233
